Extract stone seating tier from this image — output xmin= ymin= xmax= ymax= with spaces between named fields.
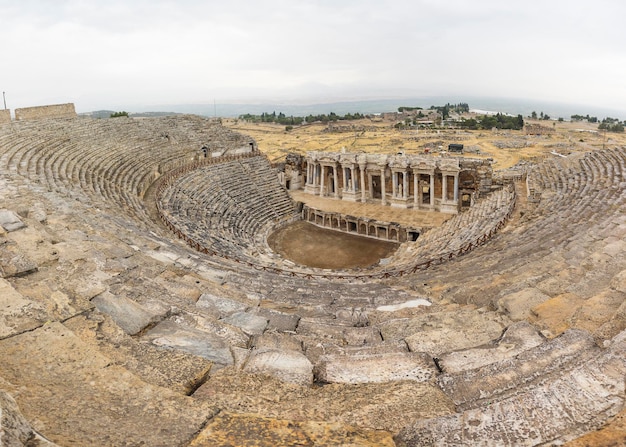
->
xmin=0 ymin=117 xmax=625 ymax=446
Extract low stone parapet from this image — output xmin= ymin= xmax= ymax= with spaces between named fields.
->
xmin=302 ymin=204 xmax=421 ymax=243
xmin=0 ymin=109 xmax=10 ymax=124
xmin=15 ymin=103 xmax=76 ymax=121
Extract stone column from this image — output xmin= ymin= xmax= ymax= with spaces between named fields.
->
xmin=403 ymin=171 xmax=409 ymax=199
xmin=351 ymin=166 xmax=357 ymax=192
xmin=360 ymin=164 xmax=367 ymax=202
xmin=454 ymin=173 xmax=459 ymax=202
xmin=333 ymin=164 xmax=339 ymax=198
xmin=320 ymin=165 xmax=326 ymax=196
xmin=442 ymin=174 xmax=448 ymax=202
xmin=305 ymin=160 xmax=310 ymax=184
xmin=381 ymin=166 xmax=387 ymax=206
xmin=429 ymin=173 xmax=435 ymax=209
xmin=414 ymin=172 xmax=419 ymax=207
xmin=392 ymin=172 xmax=397 ymax=198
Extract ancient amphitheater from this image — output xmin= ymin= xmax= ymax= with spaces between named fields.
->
xmin=0 ymin=106 xmax=625 ymax=446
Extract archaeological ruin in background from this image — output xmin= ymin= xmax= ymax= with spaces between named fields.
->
xmin=288 ymin=151 xmax=493 ymax=214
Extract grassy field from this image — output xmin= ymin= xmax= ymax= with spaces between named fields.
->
xmin=225 ymin=117 xmax=626 ymax=170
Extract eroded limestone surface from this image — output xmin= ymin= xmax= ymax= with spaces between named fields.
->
xmin=0 ymin=322 xmax=216 ymax=446
xmin=0 ymin=117 xmax=624 ymax=446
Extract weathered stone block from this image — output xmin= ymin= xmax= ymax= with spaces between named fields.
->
xmin=315 ymin=351 xmax=437 ymax=384
xmin=0 ymin=210 xmax=25 ymax=232
xmin=256 ymin=307 xmax=300 ymax=332
xmin=143 ymin=320 xmax=234 ymax=367
xmin=221 ymin=311 xmax=268 ymax=336
xmin=497 ymin=287 xmax=551 ymax=321
xmin=244 ymin=349 xmax=313 ymax=385
xmin=188 ymin=412 xmax=396 ymax=447
xmin=438 ymin=321 xmax=545 ymax=374
xmin=196 ymin=292 xmax=247 ymax=318
xmin=0 ymin=278 xmax=46 ymax=338
xmin=92 ymin=291 xmax=162 ymax=335
xmin=0 ymin=241 xmax=38 ymax=278
xmin=0 ymin=322 xmax=215 ymax=446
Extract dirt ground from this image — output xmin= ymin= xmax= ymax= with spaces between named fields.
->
xmin=225 ymin=116 xmax=626 ymax=169
xmin=267 ymin=220 xmax=398 ymax=269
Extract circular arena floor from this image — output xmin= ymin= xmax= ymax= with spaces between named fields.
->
xmin=267 ymin=220 xmax=399 ymax=269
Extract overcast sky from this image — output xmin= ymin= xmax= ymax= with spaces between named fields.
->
xmin=3 ymin=0 xmax=626 ymax=115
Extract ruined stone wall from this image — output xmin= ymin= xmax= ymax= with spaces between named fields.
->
xmin=460 ymin=158 xmax=493 ymax=195
xmin=15 ymin=103 xmax=76 ymax=121
xmin=283 ymin=153 xmax=305 ymax=190
xmin=0 ymin=109 xmax=10 ymax=124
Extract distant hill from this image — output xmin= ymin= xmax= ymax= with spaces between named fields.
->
xmin=80 ymin=110 xmax=182 ymax=119
xmin=84 ymin=97 xmax=626 ymax=122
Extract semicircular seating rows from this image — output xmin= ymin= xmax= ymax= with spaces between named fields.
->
xmin=157 ymin=155 xmax=517 ymax=278
xmin=0 ymin=115 xmax=624 ymax=446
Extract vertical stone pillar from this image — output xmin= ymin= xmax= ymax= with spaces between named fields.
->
xmin=392 ymin=172 xmax=397 ymax=198
xmin=320 ymin=165 xmax=326 ymax=196
xmin=381 ymin=166 xmax=387 ymax=206
xmin=403 ymin=171 xmax=409 ymax=199
xmin=333 ymin=164 xmax=339 ymax=198
xmin=350 ymin=165 xmax=358 ymax=193
xmin=359 ymin=164 xmax=367 ymax=202
xmin=429 ymin=173 xmax=435 ymax=209
xmin=305 ymin=161 xmax=310 ymax=184
xmin=316 ymin=164 xmax=321 ymax=188
xmin=453 ymin=173 xmax=459 ymax=202
xmin=442 ymin=174 xmax=448 ymax=202
xmin=414 ymin=173 xmax=419 ymax=207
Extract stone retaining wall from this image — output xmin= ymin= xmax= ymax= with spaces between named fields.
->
xmin=302 ymin=204 xmax=421 ymax=243
xmin=0 ymin=109 xmax=10 ymax=124
xmin=15 ymin=103 xmax=76 ymax=121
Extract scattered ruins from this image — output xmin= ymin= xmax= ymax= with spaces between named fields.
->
xmin=0 ymin=105 xmax=624 ymax=446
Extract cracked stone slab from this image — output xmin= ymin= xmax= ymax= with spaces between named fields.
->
xmin=221 ymin=311 xmax=268 ymax=336
xmin=438 ymin=321 xmax=546 ymax=374
xmin=256 ymin=307 xmax=300 ymax=332
xmin=497 ymin=287 xmax=551 ymax=321
xmin=0 ymin=240 xmax=38 ymax=278
xmin=0 ymin=388 xmax=61 ymax=447
xmin=315 ymin=351 xmax=437 ymax=384
xmin=0 ymin=209 xmax=26 ymax=232
xmin=436 ymin=329 xmax=599 ymax=409
xmin=0 ymin=322 xmax=216 ymax=447
xmin=142 ymin=320 xmax=234 ymax=367
xmin=0 ymin=278 xmax=47 ymax=338
xmin=64 ymin=313 xmax=213 ymax=395
xmin=92 ymin=291 xmax=163 ymax=335
xmin=195 ymin=369 xmax=455 ymax=433
xmin=398 ymin=333 xmax=626 ymax=446
xmin=381 ymin=308 xmax=508 ymax=357
xmin=244 ymin=349 xmax=313 ymax=385
xmin=188 ymin=412 xmax=396 ymax=447
xmin=196 ymin=292 xmax=248 ymax=318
